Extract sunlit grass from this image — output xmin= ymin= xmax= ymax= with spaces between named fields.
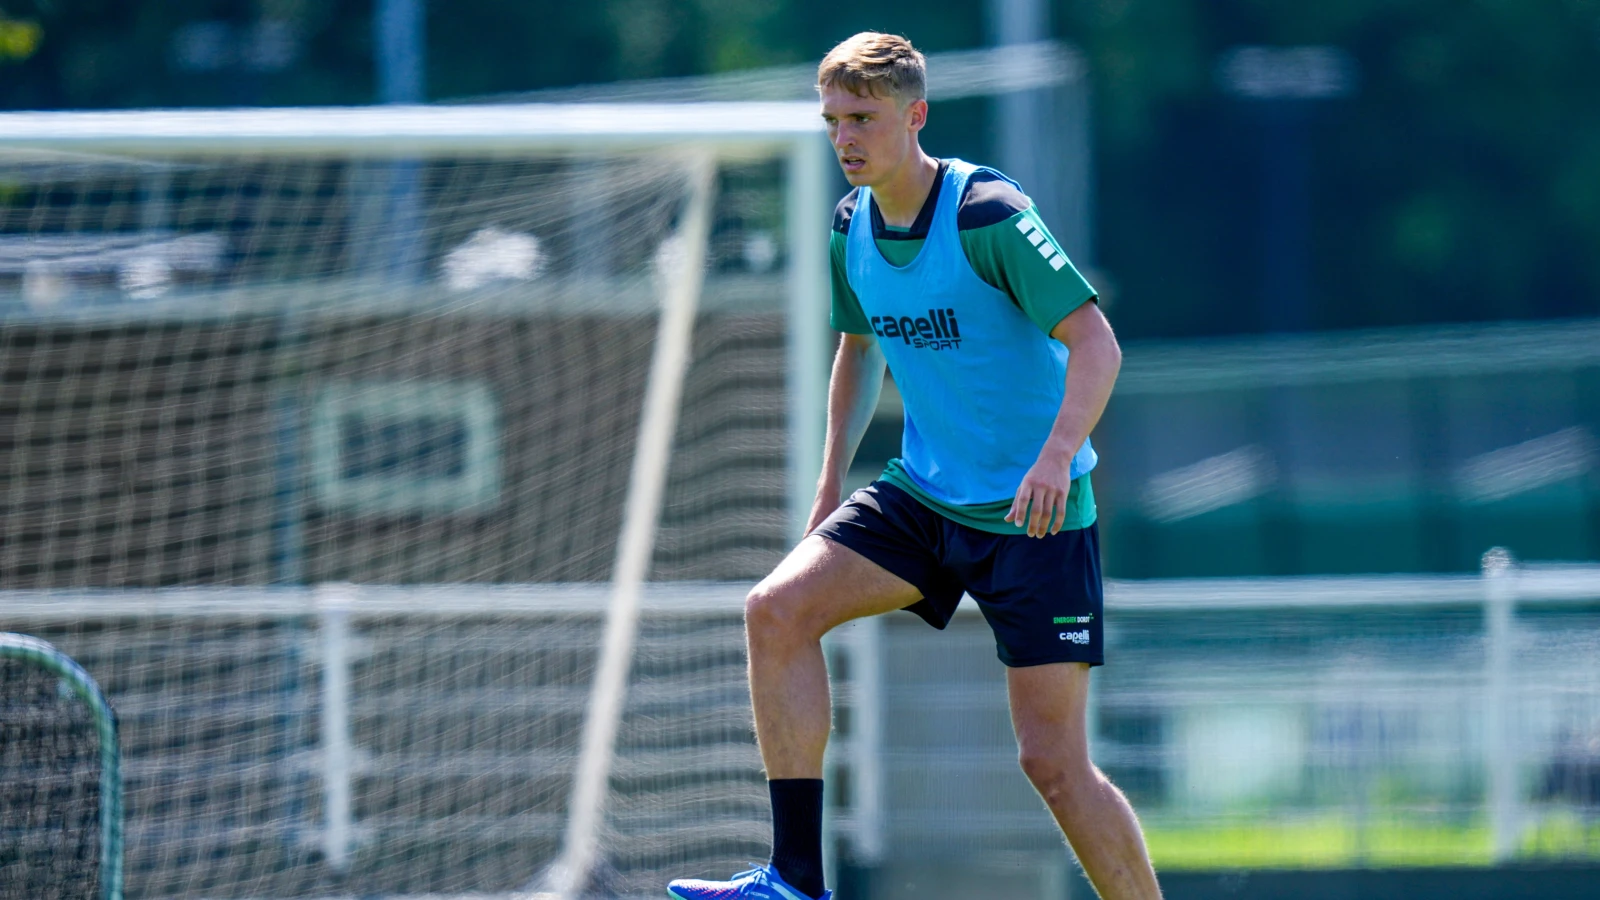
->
xmin=1145 ymin=813 xmax=1600 ymax=870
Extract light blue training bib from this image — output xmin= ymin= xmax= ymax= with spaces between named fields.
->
xmin=844 ymin=159 xmax=1097 ymax=505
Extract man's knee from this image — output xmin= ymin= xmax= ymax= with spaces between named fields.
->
xmin=1019 ymin=745 xmax=1097 ymax=808
xmin=745 ymin=578 xmax=817 ymax=642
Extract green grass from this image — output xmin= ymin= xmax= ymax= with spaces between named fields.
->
xmin=1145 ymin=813 xmax=1600 ymax=870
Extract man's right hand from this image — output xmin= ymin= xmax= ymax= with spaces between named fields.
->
xmin=804 ymin=484 xmax=844 ymax=537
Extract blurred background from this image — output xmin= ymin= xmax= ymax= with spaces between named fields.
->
xmin=1 ymin=2 xmax=1599 ymax=899
xmin=7 ymin=2 xmax=1600 ymax=574
xmin=8 ymin=0 xmax=1599 ymax=575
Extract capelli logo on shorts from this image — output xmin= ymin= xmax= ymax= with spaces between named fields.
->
xmin=1058 ymin=630 xmax=1090 ymax=644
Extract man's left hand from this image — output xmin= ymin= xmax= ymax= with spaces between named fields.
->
xmin=1005 ymin=442 xmax=1076 ymax=538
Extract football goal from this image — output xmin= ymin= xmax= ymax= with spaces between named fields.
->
xmin=0 ymin=102 xmax=831 ymax=899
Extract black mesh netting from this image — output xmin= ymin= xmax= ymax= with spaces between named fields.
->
xmin=0 ymin=656 xmax=102 ymax=900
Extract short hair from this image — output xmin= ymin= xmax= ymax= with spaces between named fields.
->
xmin=816 ymin=32 xmax=927 ymax=105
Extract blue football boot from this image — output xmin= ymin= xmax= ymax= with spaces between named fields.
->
xmin=667 ymin=864 xmax=830 ymax=900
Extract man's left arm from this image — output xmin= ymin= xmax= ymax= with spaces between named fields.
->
xmin=1003 ymin=302 xmax=1121 ymax=537
xmin=954 ymin=189 xmax=1119 ymax=539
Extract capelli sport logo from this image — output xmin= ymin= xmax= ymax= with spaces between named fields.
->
xmin=869 ymin=308 xmax=962 ymax=350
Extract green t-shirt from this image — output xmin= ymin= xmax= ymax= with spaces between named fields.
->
xmin=829 ymin=162 xmax=1100 ymax=534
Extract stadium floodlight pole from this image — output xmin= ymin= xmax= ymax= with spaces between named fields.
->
xmin=376 ymin=0 xmax=424 ymax=105
xmin=534 ymin=154 xmax=719 ymax=900
xmin=374 ymin=0 xmax=427 ymax=281
xmin=1217 ymin=45 xmax=1357 ymax=332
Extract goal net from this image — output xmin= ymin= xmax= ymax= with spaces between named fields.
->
xmin=0 ymin=104 xmax=830 ymax=899
xmin=0 ymin=633 xmax=122 ymax=900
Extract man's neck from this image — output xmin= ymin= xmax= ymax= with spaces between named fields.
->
xmin=870 ymin=150 xmax=939 ymax=228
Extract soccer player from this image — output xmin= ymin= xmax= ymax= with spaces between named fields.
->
xmin=669 ymin=32 xmax=1162 ymax=900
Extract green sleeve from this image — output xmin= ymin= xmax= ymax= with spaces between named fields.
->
xmin=829 ymin=231 xmax=874 ymax=334
xmin=960 ymin=205 xmax=1097 ymax=336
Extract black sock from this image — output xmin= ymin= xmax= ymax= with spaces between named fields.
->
xmin=768 ymin=778 xmax=825 ymax=899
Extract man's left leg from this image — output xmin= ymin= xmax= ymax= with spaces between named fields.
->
xmin=1008 ymin=662 xmax=1162 ymax=900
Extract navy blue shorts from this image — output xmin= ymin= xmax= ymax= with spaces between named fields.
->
xmin=812 ymin=481 xmax=1104 ymax=668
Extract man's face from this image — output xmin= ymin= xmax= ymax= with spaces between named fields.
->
xmin=820 ymin=83 xmax=926 ymax=186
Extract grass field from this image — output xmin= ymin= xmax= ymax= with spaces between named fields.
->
xmin=1145 ymin=812 xmax=1600 ymax=870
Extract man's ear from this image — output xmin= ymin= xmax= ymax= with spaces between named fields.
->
xmin=906 ymin=98 xmax=929 ymax=132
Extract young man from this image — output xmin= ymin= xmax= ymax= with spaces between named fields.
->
xmin=669 ymin=32 xmax=1162 ymax=900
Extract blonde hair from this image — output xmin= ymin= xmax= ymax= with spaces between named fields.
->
xmin=816 ymin=32 xmax=927 ymax=105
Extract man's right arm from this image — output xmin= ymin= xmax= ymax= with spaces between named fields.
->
xmin=807 ymin=332 xmax=886 ymax=535
xmin=808 ymin=191 xmax=884 ymax=535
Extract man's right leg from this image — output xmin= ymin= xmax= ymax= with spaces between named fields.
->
xmin=745 ymin=533 xmax=922 ymax=779
xmin=669 ymin=534 xmax=919 ymax=900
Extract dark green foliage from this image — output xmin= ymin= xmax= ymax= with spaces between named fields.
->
xmin=2 ymin=1 xmax=1598 ymax=336
xmin=1060 ymin=0 xmax=1600 ymax=336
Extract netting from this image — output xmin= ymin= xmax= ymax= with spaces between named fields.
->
xmin=0 ymin=133 xmax=805 ymax=898
xmin=0 ymin=148 xmax=794 ymax=586
xmin=5 ymin=597 xmax=758 ymax=899
xmin=0 ymin=649 xmax=104 ymax=900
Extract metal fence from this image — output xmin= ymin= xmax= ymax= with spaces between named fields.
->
xmin=4 ymin=556 xmax=1598 ymax=897
xmin=827 ymin=554 xmax=1600 ymax=879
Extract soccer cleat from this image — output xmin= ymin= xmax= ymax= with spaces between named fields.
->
xmin=667 ymin=864 xmax=831 ymax=900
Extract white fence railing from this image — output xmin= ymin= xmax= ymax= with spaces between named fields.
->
xmin=4 ymin=555 xmax=1599 ymax=896
xmin=826 ymin=554 xmax=1600 ymax=872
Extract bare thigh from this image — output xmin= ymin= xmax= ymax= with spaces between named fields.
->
xmin=751 ymin=534 xmax=923 ymax=637
xmin=1007 ymin=662 xmax=1092 ymax=767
